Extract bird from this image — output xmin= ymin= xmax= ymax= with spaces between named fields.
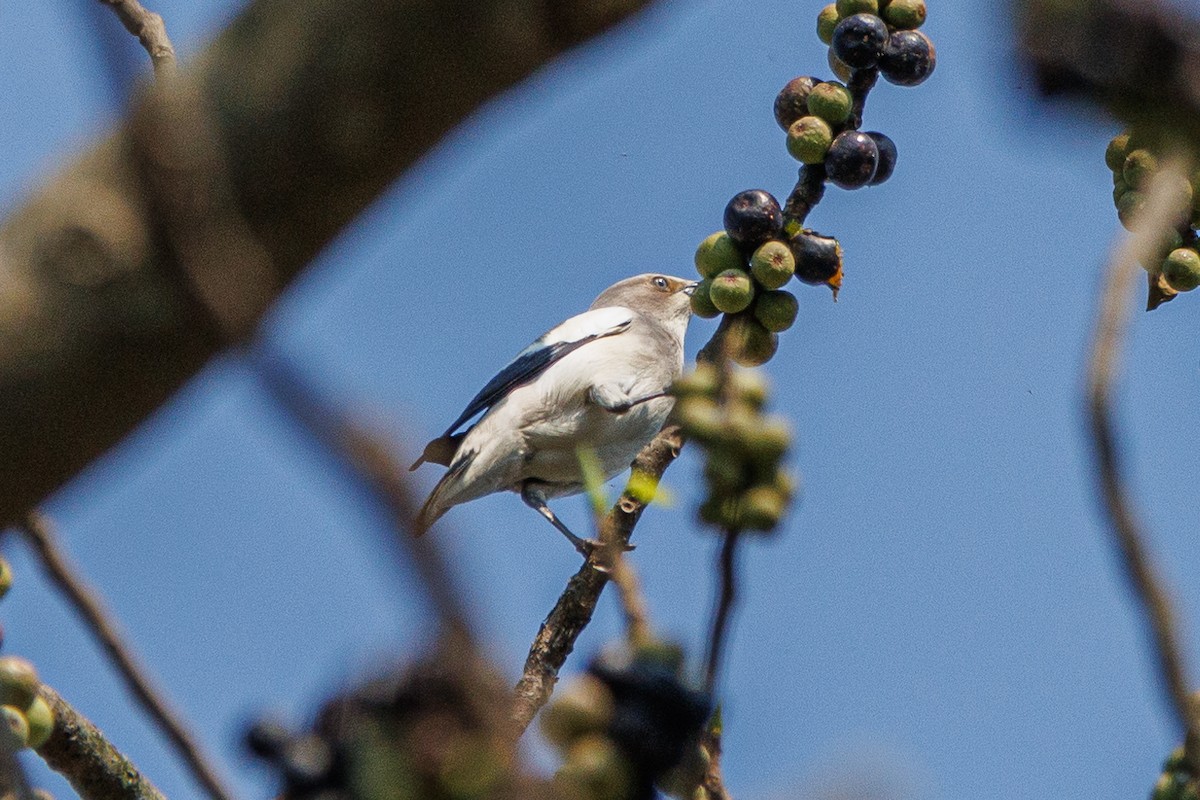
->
xmin=410 ymin=273 xmax=698 ymax=557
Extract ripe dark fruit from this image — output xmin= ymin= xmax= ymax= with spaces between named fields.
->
xmin=723 ymin=190 xmax=784 ymax=249
xmin=865 ymin=131 xmax=897 ymax=184
xmin=790 ymin=231 xmax=843 ymax=285
xmin=774 ymin=76 xmax=818 ymax=131
xmin=879 ymin=30 xmax=936 ymax=86
xmin=832 ymin=13 xmax=889 ymax=69
xmin=825 ymin=131 xmax=879 ymax=189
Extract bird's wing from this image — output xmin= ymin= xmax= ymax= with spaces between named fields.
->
xmin=441 ymin=305 xmax=634 ymax=436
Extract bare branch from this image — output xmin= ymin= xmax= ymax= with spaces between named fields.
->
xmin=20 ymin=512 xmax=235 ymax=800
xmin=97 ymin=0 xmax=176 ymax=78
xmin=34 ymin=683 xmax=166 ymax=800
xmin=1085 ymin=155 xmax=1200 ymax=772
xmin=704 ymin=530 xmax=741 ymax=695
xmin=510 ymin=426 xmax=684 ymax=734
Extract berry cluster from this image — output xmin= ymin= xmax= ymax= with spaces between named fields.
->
xmin=690 ymin=1 xmax=936 ymax=365
xmin=542 ymin=645 xmax=710 ymax=800
xmin=1106 ymin=131 xmax=1200 ymax=306
xmin=672 ymin=365 xmax=796 ymax=533
xmin=0 ymin=655 xmax=56 ymax=755
xmin=245 ymin=715 xmax=345 ymax=800
xmin=1152 ymin=746 xmax=1197 ymax=800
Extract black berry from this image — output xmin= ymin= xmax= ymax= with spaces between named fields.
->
xmin=831 ymin=13 xmax=889 ymax=69
xmin=773 ymin=76 xmax=818 ymax=132
xmin=790 ymin=231 xmax=843 ymax=285
xmin=865 ymin=131 xmax=897 ymax=184
xmin=723 ymin=190 xmax=784 ymax=250
xmin=879 ymin=30 xmax=936 ymax=86
xmin=825 ymin=130 xmax=879 ymax=189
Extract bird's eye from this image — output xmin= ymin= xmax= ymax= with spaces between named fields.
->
xmin=652 ymin=276 xmax=669 ymax=290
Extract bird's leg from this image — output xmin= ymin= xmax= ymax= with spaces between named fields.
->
xmin=589 ymin=385 xmax=671 ymax=415
xmin=520 ymin=484 xmax=598 ymax=558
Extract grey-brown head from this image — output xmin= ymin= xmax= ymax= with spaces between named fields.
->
xmin=588 ymin=274 xmax=696 ymax=327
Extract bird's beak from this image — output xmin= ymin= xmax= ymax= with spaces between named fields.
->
xmin=682 ymin=281 xmax=700 ymax=296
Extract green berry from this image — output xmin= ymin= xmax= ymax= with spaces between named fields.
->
xmin=740 ymin=485 xmax=789 ymax=532
xmin=26 ymin=695 xmax=53 ymax=750
xmin=828 ymin=49 xmax=854 ymax=83
xmin=807 ymin=82 xmax=853 ymax=125
xmin=690 ymin=280 xmax=722 ymax=318
xmin=836 ymin=0 xmax=877 ymax=15
xmin=0 ymin=559 xmax=12 ymax=600
xmin=705 ymin=457 xmax=748 ymax=495
xmin=1164 ymin=746 xmax=1189 ymax=776
xmin=742 ymin=417 xmax=791 ymax=463
xmin=753 ymin=290 xmax=799 ymax=332
xmin=1112 ymin=180 xmax=1127 ymax=207
xmin=1163 ymin=248 xmax=1200 ymax=292
xmin=750 ymin=241 xmax=796 ymax=289
xmin=675 ymin=397 xmax=725 ymax=442
xmin=672 ymin=364 xmax=721 ymax=399
xmin=1123 ymin=149 xmax=1159 ymax=190
xmin=729 ymin=369 xmax=769 ymax=409
xmin=786 ymin=116 xmax=834 ymax=165
xmin=694 ymin=232 xmax=745 ymax=280
xmin=1105 ymin=132 xmax=1131 ymax=172
xmin=1117 ymin=190 xmax=1146 ymax=231
xmin=0 ymin=657 xmax=38 ymax=710
xmin=1154 ymin=773 xmax=1184 ymax=800
xmin=725 ymin=315 xmax=778 ymax=367
xmin=709 ymin=270 xmax=755 ymax=314
xmin=883 ymin=0 xmax=925 ymax=29
xmin=539 ymin=676 xmax=613 ymax=751
xmin=0 ymin=706 xmax=28 ymax=752
xmin=817 ymin=4 xmax=840 ymax=45
xmin=555 ymin=734 xmax=633 ymax=800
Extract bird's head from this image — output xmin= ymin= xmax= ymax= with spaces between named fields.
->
xmin=589 ymin=274 xmax=698 ymax=325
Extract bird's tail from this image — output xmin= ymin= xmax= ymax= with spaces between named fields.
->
xmin=412 ymin=452 xmax=474 ymax=536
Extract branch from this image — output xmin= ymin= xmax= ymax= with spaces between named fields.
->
xmin=704 ymin=530 xmax=741 ymax=695
xmin=510 ymin=426 xmax=684 ymax=734
xmin=1085 ymin=156 xmax=1200 ymax=772
xmin=20 ymin=512 xmax=234 ymax=800
xmin=97 ymin=0 xmax=176 ymax=78
xmin=34 ymin=684 xmax=166 ymax=800
xmin=0 ymin=0 xmax=660 ymax=526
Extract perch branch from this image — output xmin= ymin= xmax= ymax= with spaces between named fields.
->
xmin=97 ymin=0 xmax=176 ymax=78
xmin=34 ymin=683 xmax=167 ymax=800
xmin=20 ymin=512 xmax=234 ymax=800
xmin=1085 ymin=156 xmax=1200 ymax=773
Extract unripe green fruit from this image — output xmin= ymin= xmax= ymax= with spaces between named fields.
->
xmin=0 ymin=706 xmax=28 ymax=752
xmin=817 ymin=4 xmax=840 ymax=44
xmin=709 ymin=270 xmax=755 ymax=314
xmin=694 ymin=231 xmax=745 ymax=280
xmin=786 ymin=116 xmax=834 ymax=165
xmin=1112 ymin=180 xmax=1127 ymax=207
xmin=671 ymin=364 xmax=721 ymax=399
xmin=725 ymin=315 xmax=778 ymax=367
xmin=25 ymin=695 xmax=54 ymax=750
xmin=836 ymin=0 xmax=877 ymax=15
xmin=883 ymin=0 xmax=925 ymax=29
xmin=0 ymin=657 xmax=39 ymax=710
xmin=1105 ymin=132 xmax=1131 ymax=172
xmin=690 ymin=280 xmax=721 ymax=319
xmin=753 ymin=290 xmax=799 ymax=333
xmin=750 ymin=241 xmax=797 ymax=289
xmin=1163 ymin=745 xmax=1188 ymax=775
xmin=1154 ymin=773 xmax=1183 ymax=800
xmin=828 ymin=49 xmax=854 ymax=83
xmin=808 ymin=82 xmax=853 ymax=125
xmin=1163 ymin=248 xmax=1200 ymax=292
xmin=675 ymin=397 xmax=725 ymax=443
xmin=740 ymin=485 xmax=789 ymax=532
xmin=743 ymin=418 xmax=791 ymax=463
xmin=705 ymin=457 xmax=748 ymax=495
xmin=729 ymin=369 xmax=769 ymax=409
xmin=556 ymin=734 xmax=633 ymax=800
xmin=0 ymin=559 xmax=12 ymax=600
xmin=1123 ymin=149 xmax=1159 ymax=190
xmin=539 ymin=676 xmax=613 ymax=751
xmin=1116 ymin=190 xmax=1147 ymax=231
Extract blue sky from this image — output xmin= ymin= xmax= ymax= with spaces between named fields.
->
xmin=4 ymin=1 xmax=1200 ymax=799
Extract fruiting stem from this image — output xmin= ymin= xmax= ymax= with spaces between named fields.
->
xmin=704 ymin=529 xmax=741 ymax=694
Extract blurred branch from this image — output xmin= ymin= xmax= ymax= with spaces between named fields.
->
xmin=0 ymin=0 xmax=660 ymax=526
xmin=34 ymin=683 xmax=166 ymax=800
xmin=98 ymin=0 xmax=176 ymax=78
xmin=1085 ymin=157 xmax=1200 ymax=772
xmin=704 ymin=530 xmax=740 ymax=695
xmin=510 ymin=425 xmax=683 ymax=734
xmin=700 ymin=724 xmax=731 ymax=800
xmin=20 ymin=511 xmax=235 ymax=800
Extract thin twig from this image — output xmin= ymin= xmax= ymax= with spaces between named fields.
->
xmin=704 ymin=530 xmax=741 ymax=695
xmin=20 ymin=512 xmax=235 ymax=800
xmin=602 ymin=547 xmax=653 ymax=649
xmin=510 ymin=427 xmax=684 ymax=734
xmin=34 ymin=683 xmax=167 ymax=800
xmin=699 ymin=722 xmax=732 ymax=800
xmin=97 ymin=0 xmax=176 ymax=78
xmin=1085 ymin=155 xmax=1200 ymax=773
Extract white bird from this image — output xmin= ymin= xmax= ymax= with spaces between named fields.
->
xmin=411 ymin=273 xmax=697 ymax=556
